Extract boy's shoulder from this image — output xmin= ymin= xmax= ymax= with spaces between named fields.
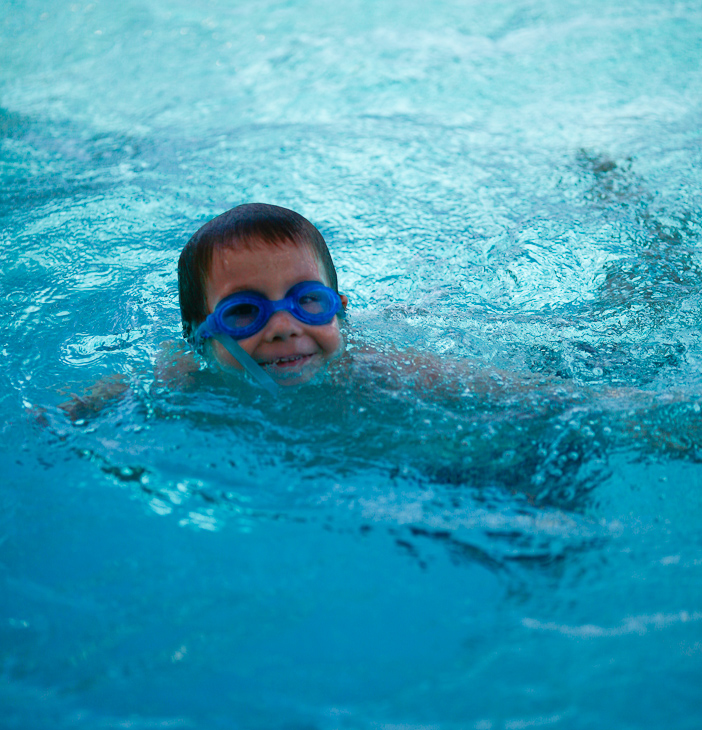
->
xmin=341 ymin=341 xmax=560 ymax=400
xmin=154 ymin=339 xmax=201 ymax=385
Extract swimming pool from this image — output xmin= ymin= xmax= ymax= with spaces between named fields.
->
xmin=2 ymin=0 xmax=702 ymax=727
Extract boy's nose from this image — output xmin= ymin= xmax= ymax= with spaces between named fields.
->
xmin=261 ymin=310 xmax=304 ymax=340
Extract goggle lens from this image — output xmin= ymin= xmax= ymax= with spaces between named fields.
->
xmin=221 ymin=302 xmax=262 ymax=331
xmin=298 ymin=289 xmax=334 ymax=316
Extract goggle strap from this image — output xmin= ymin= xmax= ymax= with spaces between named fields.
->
xmin=213 ymin=334 xmax=280 ymax=397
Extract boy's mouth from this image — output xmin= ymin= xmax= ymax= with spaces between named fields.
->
xmin=259 ymin=353 xmax=315 ymax=369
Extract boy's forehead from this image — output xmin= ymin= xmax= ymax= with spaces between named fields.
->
xmin=206 ymin=239 xmax=329 ymax=290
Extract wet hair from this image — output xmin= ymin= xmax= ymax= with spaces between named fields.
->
xmin=178 ymin=203 xmax=338 ymax=342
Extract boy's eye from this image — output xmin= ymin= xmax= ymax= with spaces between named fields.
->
xmin=222 ymin=302 xmax=260 ymax=327
xmin=298 ymin=292 xmax=325 ymax=314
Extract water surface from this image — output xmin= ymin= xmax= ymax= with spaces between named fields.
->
xmin=2 ymin=0 xmax=702 ymax=728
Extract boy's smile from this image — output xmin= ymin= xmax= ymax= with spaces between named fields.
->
xmin=204 ymin=241 xmax=348 ymax=384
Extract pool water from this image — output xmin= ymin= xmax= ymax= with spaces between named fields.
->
xmin=2 ymin=0 xmax=702 ymax=727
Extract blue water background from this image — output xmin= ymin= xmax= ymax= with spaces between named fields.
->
xmin=2 ymin=0 xmax=702 ymax=727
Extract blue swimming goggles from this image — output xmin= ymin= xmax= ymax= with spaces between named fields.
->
xmin=195 ymin=281 xmax=343 ymax=396
xmin=197 ymin=281 xmax=343 ymax=341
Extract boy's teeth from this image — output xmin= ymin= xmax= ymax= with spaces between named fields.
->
xmin=260 ymin=354 xmax=312 ymax=367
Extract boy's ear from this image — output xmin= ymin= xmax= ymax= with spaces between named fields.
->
xmin=340 ymin=294 xmax=349 ymax=310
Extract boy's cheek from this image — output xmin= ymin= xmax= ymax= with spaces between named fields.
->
xmin=321 ymin=324 xmax=345 ymax=358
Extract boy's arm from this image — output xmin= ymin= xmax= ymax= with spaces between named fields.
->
xmin=59 ymin=374 xmax=130 ymax=422
xmin=58 ymin=340 xmax=200 ymax=422
xmin=354 ymin=345 xmax=699 ymax=459
xmin=348 ymin=343 xmax=558 ymax=401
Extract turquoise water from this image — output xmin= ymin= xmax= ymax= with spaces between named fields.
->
xmin=2 ymin=0 xmax=702 ymax=727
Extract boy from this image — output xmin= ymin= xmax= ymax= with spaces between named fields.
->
xmin=178 ymin=203 xmax=349 ymax=391
xmin=60 ymin=203 xmax=348 ymax=419
xmin=176 ymin=202 xmax=501 ymax=396
xmin=176 ymin=202 xmax=552 ymax=399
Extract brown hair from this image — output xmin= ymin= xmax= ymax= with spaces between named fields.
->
xmin=178 ymin=203 xmax=338 ymax=342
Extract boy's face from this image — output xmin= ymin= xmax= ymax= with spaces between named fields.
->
xmin=204 ymin=240 xmax=348 ymax=385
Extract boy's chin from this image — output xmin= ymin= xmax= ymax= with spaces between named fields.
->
xmin=261 ymin=354 xmax=323 ymax=385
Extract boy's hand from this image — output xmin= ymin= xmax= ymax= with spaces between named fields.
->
xmin=59 ymin=375 xmax=129 ymax=422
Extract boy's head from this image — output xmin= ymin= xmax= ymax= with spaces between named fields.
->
xmin=179 ymin=203 xmax=339 ymax=342
xmin=178 ymin=203 xmax=347 ymax=385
